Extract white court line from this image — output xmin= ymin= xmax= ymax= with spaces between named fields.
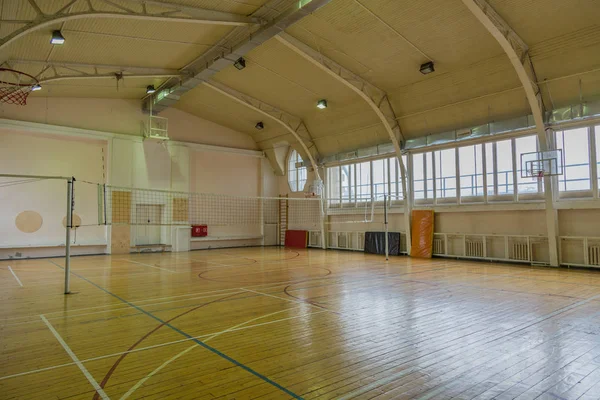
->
xmin=40 ymin=315 xmax=110 ymax=400
xmin=119 ymin=307 xmax=297 ymax=400
xmin=241 ymin=288 xmax=339 ymax=314
xmin=7 ymin=266 xmax=23 ymax=287
xmin=1 ymin=310 xmax=327 ymax=382
xmin=2 ymin=265 xmax=338 ymax=323
xmin=124 ymin=259 xmax=177 ymax=273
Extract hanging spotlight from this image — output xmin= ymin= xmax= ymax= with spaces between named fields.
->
xmin=31 ymin=84 xmax=42 ymax=91
xmin=50 ymin=30 xmax=65 ymax=45
xmin=255 ymin=121 xmax=264 ymax=130
xmin=146 ymin=85 xmax=156 ymax=94
xmin=419 ymin=61 xmax=435 ymax=75
xmin=317 ymin=99 xmax=328 ymax=109
xmin=234 ymin=57 xmax=246 ymax=70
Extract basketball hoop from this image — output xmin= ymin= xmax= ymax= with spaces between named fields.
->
xmin=536 ymin=170 xmax=545 ymax=182
xmin=0 ymin=68 xmax=40 ymax=106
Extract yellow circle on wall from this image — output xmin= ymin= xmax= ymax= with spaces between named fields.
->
xmin=62 ymin=214 xmax=82 ymax=229
xmin=15 ymin=211 xmax=43 ymax=233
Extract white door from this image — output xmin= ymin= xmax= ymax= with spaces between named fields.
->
xmin=135 ymin=204 xmax=162 ymax=245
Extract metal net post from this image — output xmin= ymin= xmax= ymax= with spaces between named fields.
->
xmin=64 ymin=177 xmax=74 ymax=294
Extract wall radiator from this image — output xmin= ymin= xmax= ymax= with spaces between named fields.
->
xmin=589 ymin=246 xmax=600 ymax=266
xmin=512 ymin=242 xmax=529 ymax=261
xmin=466 ymin=240 xmax=484 ymax=257
xmin=433 ymin=238 xmax=444 ymax=255
xmin=309 ymin=232 xmax=321 ymax=247
xmin=337 ymin=233 xmax=347 ymax=249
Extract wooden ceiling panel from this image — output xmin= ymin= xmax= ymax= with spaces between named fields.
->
xmin=488 ymin=0 xmax=599 ymax=45
xmin=399 ymin=89 xmax=530 ymax=139
xmin=287 ymin=0 xmax=505 ymax=90
xmin=390 ymin=55 xmax=520 ymax=118
xmin=176 ymin=84 xmax=286 ymax=141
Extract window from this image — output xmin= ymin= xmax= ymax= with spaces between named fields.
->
xmin=596 ymin=126 xmax=600 ymax=192
xmin=434 ymin=148 xmax=457 ymax=198
xmin=372 ymin=159 xmax=388 ymax=199
xmin=327 ymin=166 xmax=340 ymax=206
xmin=556 ymin=128 xmax=591 ymax=192
xmin=288 ymin=150 xmax=307 ymax=192
xmin=413 ymin=153 xmax=425 ymax=200
xmin=515 ymin=135 xmax=540 ymax=194
xmin=356 ymin=161 xmax=371 ymax=202
xmin=485 ymin=142 xmax=495 ymax=195
xmin=458 ymin=144 xmax=484 ymax=197
xmin=341 ymin=164 xmax=354 ymax=203
xmin=496 ymin=139 xmax=514 ymax=195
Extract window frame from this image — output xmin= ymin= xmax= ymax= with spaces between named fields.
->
xmin=287 ymin=149 xmax=307 ymax=193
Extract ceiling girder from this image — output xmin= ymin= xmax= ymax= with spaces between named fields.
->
xmin=146 ymin=0 xmax=333 ymax=113
xmin=203 ymin=80 xmax=321 ymax=180
xmin=5 ymin=60 xmax=184 ymax=84
xmin=0 ymin=0 xmax=260 ymax=52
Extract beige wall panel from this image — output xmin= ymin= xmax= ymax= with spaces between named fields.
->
xmin=110 ymin=225 xmax=131 ymax=254
xmin=190 ymin=150 xmax=260 ymax=197
xmin=558 ymin=209 xmax=600 ymax=237
xmin=111 ymin=191 xmax=131 ymax=224
xmin=434 ymin=210 xmax=547 ymax=236
xmin=162 ymin=107 xmax=258 ymax=150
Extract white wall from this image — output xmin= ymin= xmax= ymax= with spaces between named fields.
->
xmin=0 ymin=97 xmax=271 ymax=258
xmin=0 ymin=129 xmax=107 ymax=257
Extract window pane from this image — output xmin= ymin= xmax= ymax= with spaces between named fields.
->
xmin=288 ymin=150 xmax=305 ymax=192
xmin=298 ymin=166 xmax=307 ymax=191
xmin=372 ymin=159 xmax=388 ymax=199
xmin=485 ymin=143 xmax=494 ymax=195
xmin=356 ymin=161 xmax=371 ymax=201
xmin=341 ymin=164 xmax=354 ymax=203
xmin=413 ymin=153 xmax=425 ymax=199
xmin=515 ymin=136 xmax=539 ymax=194
xmin=425 ymin=152 xmax=434 ymax=199
xmin=327 ymin=166 xmax=340 ymax=205
xmin=459 ymin=144 xmax=484 ymax=197
xmin=556 ymin=128 xmax=590 ymax=191
xmin=390 ymin=158 xmax=398 ymax=198
xmin=597 ymin=127 xmax=600 ymax=193
xmin=434 ymin=148 xmax=456 ymax=198
xmin=496 ymin=139 xmax=514 ymax=195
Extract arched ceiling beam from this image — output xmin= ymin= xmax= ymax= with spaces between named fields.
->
xmin=460 ymin=0 xmax=544 ymax=139
xmin=274 ymin=32 xmax=412 ymax=253
xmin=461 ymin=0 xmax=559 ymax=266
xmin=0 ymin=0 xmax=260 ymax=52
xmin=203 ymin=80 xmax=321 ymax=181
xmin=146 ymin=0 xmax=332 ymax=113
xmin=8 ymin=60 xmax=186 ymax=82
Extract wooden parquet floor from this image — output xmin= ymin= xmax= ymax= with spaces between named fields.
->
xmin=2 ymin=247 xmax=600 ymax=399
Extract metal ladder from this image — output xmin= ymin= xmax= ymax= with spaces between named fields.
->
xmin=278 ymin=194 xmax=288 ymax=246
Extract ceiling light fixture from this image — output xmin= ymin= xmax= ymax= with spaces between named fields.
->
xmin=255 ymin=121 xmax=264 ymax=130
xmin=50 ymin=30 xmax=65 ymax=45
xmin=317 ymin=99 xmax=327 ymax=109
xmin=419 ymin=61 xmax=435 ymax=75
xmin=31 ymin=84 xmax=42 ymax=91
xmin=146 ymin=85 xmax=156 ymax=94
xmin=234 ymin=57 xmax=246 ymax=70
